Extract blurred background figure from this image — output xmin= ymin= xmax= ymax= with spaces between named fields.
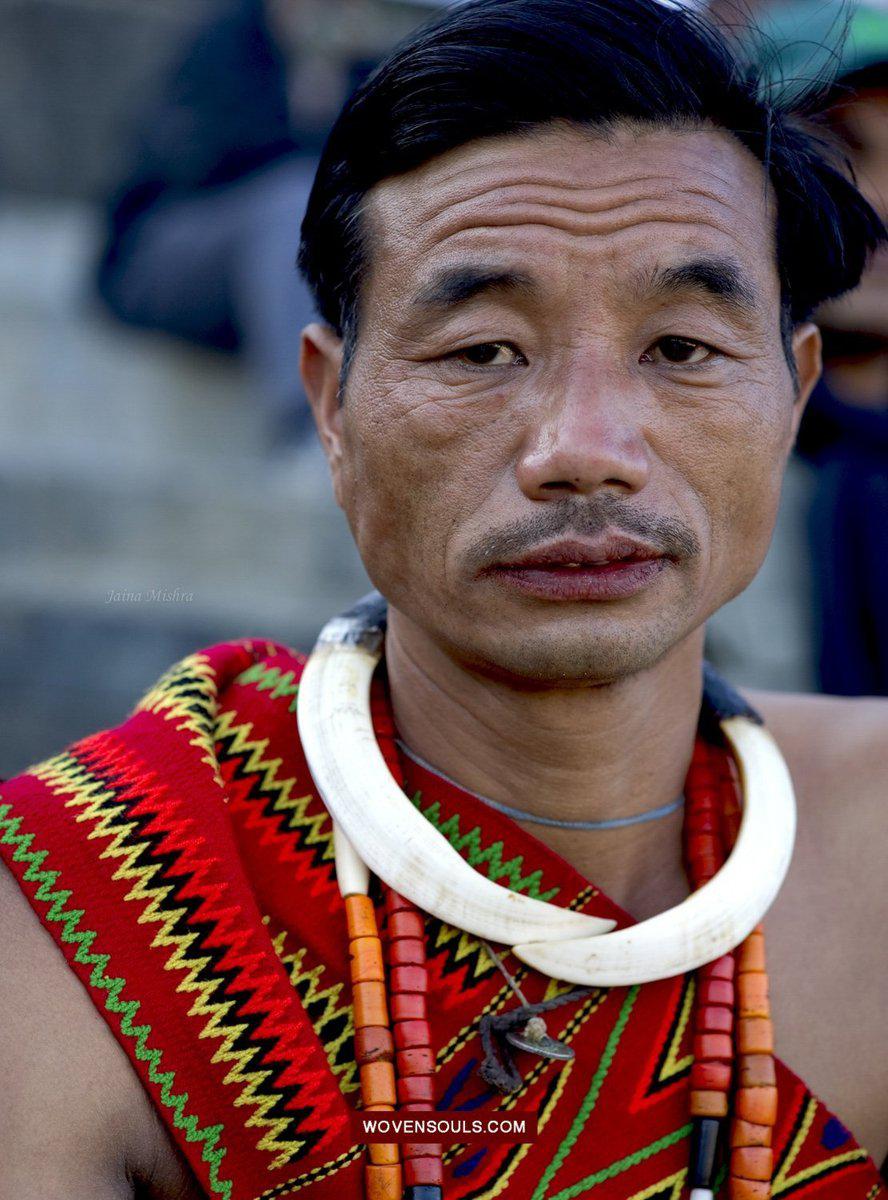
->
xmin=0 ymin=0 xmax=885 ymax=779
xmin=96 ymin=0 xmax=426 ymax=458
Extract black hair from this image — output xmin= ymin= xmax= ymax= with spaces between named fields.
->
xmin=297 ymin=0 xmax=885 ymax=374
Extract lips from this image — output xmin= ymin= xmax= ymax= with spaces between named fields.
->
xmin=488 ymin=536 xmax=668 ymax=601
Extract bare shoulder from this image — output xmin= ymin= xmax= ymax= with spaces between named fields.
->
xmin=746 ymin=687 xmax=888 ymax=925
xmin=747 ymin=688 xmax=888 ymax=801
xmin=0 ymin=858 xmax=199 ymax=1199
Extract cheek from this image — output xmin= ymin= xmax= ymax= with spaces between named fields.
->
xmin=668 ymin=381 xmax=793 ymax=572
xmin=339 ymin=375 xmax=517 ymax=590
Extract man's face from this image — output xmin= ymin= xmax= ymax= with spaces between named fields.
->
xmin=304 ymin=122 xmax=819 ymax=684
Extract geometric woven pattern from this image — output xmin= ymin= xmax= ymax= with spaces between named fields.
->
xmin=1 ymin=639 xmax=884 ymax=1199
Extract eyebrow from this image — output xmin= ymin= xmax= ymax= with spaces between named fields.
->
xmin=407 ymin=265 xmax=539 ymax=319
xmin=641 ymin=256 xmax=759 ymax=316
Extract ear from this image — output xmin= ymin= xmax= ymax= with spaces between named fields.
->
xmin=788 ymin=322 xmax=822 ymax=441
xmin=300 ymin=322 xmax=346 ymax=501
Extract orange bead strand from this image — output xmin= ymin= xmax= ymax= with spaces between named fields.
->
xmin=722 ymin=761 xmax=778 ymax=1200
xmin=345 ymin=893 xmax=402 ymax=1200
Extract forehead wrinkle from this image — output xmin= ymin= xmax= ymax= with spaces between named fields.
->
xmin=399 ymin=172 xmax=690 ymax=228
xmin=391 ymin=173 xmax=755 ymax=249
xmin=430 ymin=205 xmax=752 ymax=253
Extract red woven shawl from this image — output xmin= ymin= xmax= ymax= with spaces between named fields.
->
xmin=0 ymin=639 xmax=884 ymax=1199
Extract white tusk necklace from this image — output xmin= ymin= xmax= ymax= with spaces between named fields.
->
xmin=297 ymin=592 xmax=796 ymax=988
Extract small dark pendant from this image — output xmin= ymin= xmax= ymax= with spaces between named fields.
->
xmin=505 ymin=1015 xmax=574 ymax=1061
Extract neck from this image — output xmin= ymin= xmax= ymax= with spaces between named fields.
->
xmin=384 ymin=612 xmax=705 ymax=920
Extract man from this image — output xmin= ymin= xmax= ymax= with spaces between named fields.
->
xmin=1 ymin=1 xmax=886 ymax=1198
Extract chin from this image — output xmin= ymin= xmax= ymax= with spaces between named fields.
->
xmin=458 ymin=617 xmax=685 ymax=688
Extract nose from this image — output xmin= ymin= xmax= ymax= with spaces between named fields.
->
xmin=515 ymin=361 xmax=651 ymax=500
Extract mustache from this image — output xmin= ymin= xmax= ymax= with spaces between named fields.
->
xmin=467 ymin=496 xmax=701 ymax=570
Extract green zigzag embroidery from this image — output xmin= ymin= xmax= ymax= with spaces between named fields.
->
xmin=235 ymin=662 xmax=300 ymax=713
xmin=235 ymin=663 xmax=560 ymax=903
xmin=408 ymin=792 xmax=559 ymax=901
xmin=0 ymin=800 xmax=233 ymax=1200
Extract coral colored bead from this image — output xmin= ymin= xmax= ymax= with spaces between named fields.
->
xmin=402 ymin=1142 xmax=440 ymax=1160
xmin=738 ymin=1018 xmax=774 ymax=1055
xmin=738 ymin=932 xmax=767 ymax=973
xmin=694 ymin=1033 xmax=733 ymax=1062
xmin=697 ymin=1005 xmax=733 ymax=1035
xmin=738 ymin=974 xmax=770 ymax=1018
xmin=365 ymin=1161 xmax=402 ymax=1200
xmin=405 ymin=1155 xmax=445 ymax=1186
xmin=354 ymin=981 xmax=389 ymax=1028
xmin=693 ymin=853 xmax=721 ymax=879
xmin=728 ymin=1179 xmax=770 ymax=1200
xmin=397 ymin=1047 xmax=436 ymax=1076
xmin=350 ymin=936 xmax=385 ymax=983
xmin=687 ymin=834 xmax=719 ymax=861
xmin=391 ymin=992 xmax=428 ymax=1021
xmin=730 ymin=1119 xmax=773 ymax=1149
xmin=690 ymin=1089 xmax=729 ymax=1118
xmin=387 ymin=910 xmax=426 ymax=940
xmin=690 ymin=1060 xmax=732 ymax=1090
xmin=355 ymin=1025 xmax=394 ymax=1064
xmin=389 ymin=938 xmax=426 ymax=967
xmin=735 ymin=1087 xmax=778 ymax=1126
xmin=394 ymin=1020 xmax=431 ymax=1050
xmin=360 ymin=1061 xmax=397 ymax=1107
xmin=687 ymin=792 xmax=718 ymax=812
xmin=732 ymin=1146 xmax=773 ymax=1181
xmin=368 ymin=1142 xmax=400 ymax=1166
xmin=398 ymin=1075 xmax=436 ymax=1106
xmin=400 ymin=1102 xmax=434 ymax=1114
xmin=346 ymin=894 xmax=381 ymax=940
xmin=391 ymin=965 xmax=428 ymax=994
xmin=698 ymin=979 xmax=734 ymax=1007
xmin=739 ymin=1055 xmax=776 ymax=1089
xmin=707 ymin=954 xmax=736 ymax=980
xmin=384 ymin=890 xmax=415 ymax=915
xmin=686 ymin=810 xmax=721 ymax=834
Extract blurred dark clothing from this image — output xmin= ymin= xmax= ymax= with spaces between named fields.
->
xmin=98 ymin=0 xmax=300 ymax=350
xmin=798 ymin=380 xmax=888 ymax=696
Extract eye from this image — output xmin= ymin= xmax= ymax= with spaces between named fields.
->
xmin=643 ymin=336 xmax=716 ymax=366
xmin=448 ymin=341 xmax=527 ymax=367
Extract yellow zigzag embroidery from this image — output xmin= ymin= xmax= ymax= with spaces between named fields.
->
xmin=429 ymin=921 xmax=504 ymax=985
xmin=659 ymin=975 xmax=695 ymax=1083
xmin=35 ymin=751 xmax=315 ymax=1170
xmin=266 ymin=927 xmax=359 ymax=1096
xmin=625 ymin=1171 xmax=686 ymax=1200
xmin=213 ymin=711 xmax=333 ymax=861
xmin=134 ymin=651 xmax=223 ymax=787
